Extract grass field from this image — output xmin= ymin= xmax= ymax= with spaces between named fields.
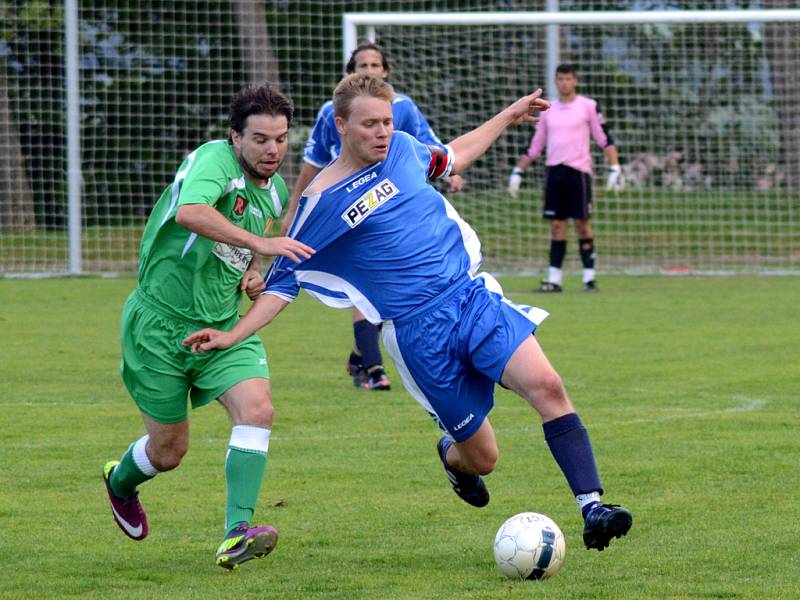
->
xmin=1 ymin=275 xmax=798 ymax=599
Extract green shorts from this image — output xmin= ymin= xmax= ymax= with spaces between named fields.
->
xmin=120 ymin=289 xmax=270 ymax=424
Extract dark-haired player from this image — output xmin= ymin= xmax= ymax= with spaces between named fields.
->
xmin=101 ymin=84 xmax=313 ymax=570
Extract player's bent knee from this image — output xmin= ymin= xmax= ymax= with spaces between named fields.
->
xmin=519 ymin=368 xmax=564 ymax=400
xmin=149 ymin=442 xmax=187 ymax=471
xmin=240 ymin=400 xmax=274 ymax=428
xmin=474 ymin=457 xmax=497 ymax=477
xmin=521 ymin=369 xmax=572 ymax=414
xmin=465 ymin=447 xmax=498 ymax=476
xmin=537 ymin=370 xmax=566 ymax=399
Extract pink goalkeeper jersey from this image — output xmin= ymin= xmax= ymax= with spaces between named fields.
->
xmin=525 ymin=94 xmax=611 ymax=176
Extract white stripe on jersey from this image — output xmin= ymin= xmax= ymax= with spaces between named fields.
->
xmin=264 ymin=291 xmax=295 ymax=304
xmin=269 ymin=184 xmax=282 ymax=218
xmin=225 ymin=176 xmax=245 ymax=193
xmin=440 ymin=195 xmax=482 ymax=276
xmin=288 ymin=192 xmax=321 ymax=238
xmin=181 ymin=232 xmax=198 ymax=258
xmin=161 ymin=150 xmax=197 ymax=228
xmin=442 ymin=145 xmax=456 ymax=178
xmin=294 ymin=270 xmax=381 ymax=323
xmin=303 ymin=155 xmax=326 ymax=168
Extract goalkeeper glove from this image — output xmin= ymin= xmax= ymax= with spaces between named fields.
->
xmin=606 ymin=164 xmax=623 ymax=191
xmin=508 ymin=167 xmax=523 ymax=198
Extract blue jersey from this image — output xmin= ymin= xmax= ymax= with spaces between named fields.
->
xmin=266 ymin=132 xmax=481 ymax=323
xmin=303 ymin=94 xmax=442 ymax=168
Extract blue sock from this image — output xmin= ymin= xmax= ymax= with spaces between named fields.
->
xmin=543 ymin=413 xmax=603 ymax=498
xmin=353 ymin=320 xmax=382 ymax=370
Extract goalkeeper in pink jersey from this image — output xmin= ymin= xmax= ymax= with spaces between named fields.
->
xmin=508 ymin=64 xmax=622 ymax=293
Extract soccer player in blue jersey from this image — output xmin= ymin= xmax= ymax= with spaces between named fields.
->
xmin=184 ymin=74 xmax=632 ymax=552
xmin=280 ymin=42 xmax=465 ymax=392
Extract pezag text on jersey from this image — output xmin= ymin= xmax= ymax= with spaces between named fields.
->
xmin=341 ymin=178 xmax=399 ymax=228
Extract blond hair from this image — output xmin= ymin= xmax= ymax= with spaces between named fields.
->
xmin=333 ymin=73 xmax=395 ymax=121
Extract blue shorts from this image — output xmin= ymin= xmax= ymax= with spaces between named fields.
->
xmin=382 ymin=274 xmax=548 ymax=443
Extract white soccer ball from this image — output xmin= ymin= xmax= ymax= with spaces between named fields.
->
xmin=493 ymin=512 xmax=566 ymax=580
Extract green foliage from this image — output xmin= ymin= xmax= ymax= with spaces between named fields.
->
xmin=1 ymin=275 xmax=799 ymax=598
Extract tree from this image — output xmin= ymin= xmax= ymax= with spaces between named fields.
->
xmin=232 ymin=0 xmax=280 ymax=85
xmin=231 ymin=0 xmax=296 ymax=180
xmin=0 ymin=64 xmax=35 ymax=231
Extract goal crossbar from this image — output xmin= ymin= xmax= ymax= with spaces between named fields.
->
xmin=343 ymin=10 xmax=800 ymax=63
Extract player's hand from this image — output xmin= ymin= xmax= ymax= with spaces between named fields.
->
xmin=446 ymin=174 xmax=464 ymax=193
xmin=606 ymin=165 xmax=623 ymax=191
xmin=507 ymin=168 xmax=523 ymax=199
xmin=507 ymin=89 xmax=550 ymax=126
xmin=241 ymin=269 xmax=265 ymax=300
xmin=279 ymin=205 xmax=297 ymax=236
xmin=255 ymin=236 xmax=314 ymax=263
xmin=182 ymin=328 xmax=237 ymax=354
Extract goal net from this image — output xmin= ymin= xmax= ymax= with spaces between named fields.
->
xmin=1 ymin=3 xmax=798 ymax=276
xmin=347 ymin=10 xmax=800 ymax=274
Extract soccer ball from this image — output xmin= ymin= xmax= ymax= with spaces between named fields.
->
xmin=493 ymin=512 xmax=566 ymax=580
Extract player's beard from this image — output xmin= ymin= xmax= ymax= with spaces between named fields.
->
xmin=238 ymin=153 xmax=282 ymax=184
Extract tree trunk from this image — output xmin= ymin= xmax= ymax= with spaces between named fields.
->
xmin=0 ymin=65 xmax=36 ymax=231
xmin=231 ymin=0 xmax=297 ymax=181
xmin=764 ymin=1 xmax=800 ymax=189
xmin=232 ymin=0 xmax=280 ymax=86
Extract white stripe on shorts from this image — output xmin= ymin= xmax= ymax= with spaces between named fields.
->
xmin=381 ymin=320 xmax=436 ymax=418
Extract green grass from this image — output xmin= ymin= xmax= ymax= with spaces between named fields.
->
xmin=1 ymin=275 xmax=798 ymax=598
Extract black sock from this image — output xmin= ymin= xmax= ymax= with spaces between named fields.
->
xmin=353 ymin=320 xmax=382 ymax=370
xmin=543 ymin=413 xmax=603 ymax=496
xmin=348 ymin=350 xmax=363 ymax=369
xmin=550 ymin=240 xmax=567 ymax=268
xmin=579 ymin=238 xmax=595 ymax=269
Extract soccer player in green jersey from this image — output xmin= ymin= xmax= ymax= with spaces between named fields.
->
xmin=102 ymin=84 xmax=314 ymax=570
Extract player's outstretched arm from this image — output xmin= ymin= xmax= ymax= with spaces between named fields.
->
xmin=449 ymin=89 xmax=550 ymax=175
xmin=182 ymin=293 xmax=289 ymax=353
xmin=176 ymin=203 xmax=315 ymax=263
xmin=281 ymin=162 xmax=322 ymax=235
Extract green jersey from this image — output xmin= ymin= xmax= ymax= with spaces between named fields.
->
xmin=137 ymin=140 xmax=288 ymax=323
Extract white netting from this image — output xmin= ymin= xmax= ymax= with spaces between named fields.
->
xmin=1 ymin=2 xmax=798 ymax=275
xmin=352 ymin=12 xmax=800 ymax=273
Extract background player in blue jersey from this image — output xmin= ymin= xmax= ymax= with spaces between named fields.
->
xmin=280 ymin=42 xmax=465 ymax=392
xmin=184 ymin=74 xmax=632 ymax=552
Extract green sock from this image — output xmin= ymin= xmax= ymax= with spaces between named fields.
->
xmin=225 ymin=447 xmax=267 ymax=535
xmin=110 ymin=438 xmax=156 ymax=498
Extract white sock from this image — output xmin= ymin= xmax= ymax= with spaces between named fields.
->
xmin=548 ymin=266 xmax=563 ymax=285
xmin=229 ymin=425 xmax=271 ymax=454
xmin=132 ymin=435 xmax=159 ymax=476
xmin=582 ymin=268 xmax=596 ymax=284
xmin=576 ymin=491 xmax=601 ymax=512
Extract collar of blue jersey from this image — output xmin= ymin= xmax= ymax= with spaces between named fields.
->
xmin=326 ymin=159 xmax=385 ymax=194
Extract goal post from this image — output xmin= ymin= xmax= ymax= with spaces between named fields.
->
xmin=344 ymin=9 xmax=800 ymax=275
